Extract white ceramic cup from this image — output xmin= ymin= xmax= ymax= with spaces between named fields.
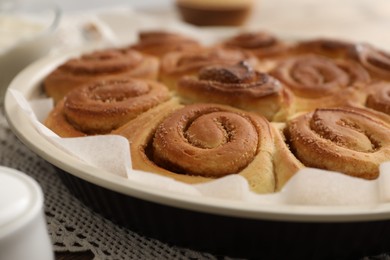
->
xmin=0 ymin=166 xmax=54 ymax=260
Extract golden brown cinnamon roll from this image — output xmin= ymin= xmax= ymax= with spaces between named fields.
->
xmin=221 ymin=31 xmax=289 ymax=58
xmin=114 ymin=103 xmax=284 ymax=193
xmin=352 ymin=43 xmax=390 ymax=80
xmin=271 ymin=54 xmax=371 ymax=112
xmin=177 ymin=61 xmax=294 ymax=121
xmin=286 ymin=107 xmax=390 ymax=179
xmin=130 ymin=31 xmax=202 ymax=58
xmin=45 ymin=77 xmax=171 ymax=137
xmin=291 ymin=38 xmax=357 ymax=59
xmin=365 ymin=81 xmax=390 ymax=115
xmin=159 ymin=46 xmax=258 ymax=90
xmin=44 ymin=48 xmax=159 ymax=103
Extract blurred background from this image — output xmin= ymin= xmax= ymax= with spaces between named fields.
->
xmin=50 ymin=0 xmax=390 ymax=48
xmin=1 ymin=0 xmax=389 ymax=99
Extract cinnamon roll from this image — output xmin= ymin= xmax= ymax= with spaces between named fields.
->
xmin=130 ymin=31 xmax=202 ymax=58
xmin=114 ymin=103 xmax=280 ymax=193
xmin=291 ymin=38 xmax=357 ymax=59
xmin=365 ymin=81 xmax=390 ymax=115
xmin=44 ymin=48 xmax=159 ymax=103
xmin=177 ymin=61 xmax=294 ymax=121
xmin=159 ymin=46 xmax=258 ymax=90
xmin=221 ymin=31 xmax=289 ymax=58
xmin=352 ymin=43 xmax=390 ymax=80
xmin=271 ymin=54 xmax=371 ymax=111
xmin=286 ymin=107 xmax=390 ymax=179
xmin=45 ymin=77 xmax=171 ymax=137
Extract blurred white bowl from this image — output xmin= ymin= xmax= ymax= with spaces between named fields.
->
xmin=0 ymin=166 xmax=54 ymax=260
xmin=0 ymin=1 xmax=61 ymax=103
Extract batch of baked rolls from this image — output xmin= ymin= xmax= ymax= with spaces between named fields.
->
xmin=43 ymin=30 xmax=390 ymax=194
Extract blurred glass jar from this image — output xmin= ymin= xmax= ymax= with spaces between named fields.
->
xmin=0 ymin=0 xmax=61 ymax=103
xmin=175 ymin=0 xmax=254 ymax=26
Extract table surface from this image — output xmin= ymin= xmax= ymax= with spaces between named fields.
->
xmin=2 ymin=0 xmax=390 ymax=259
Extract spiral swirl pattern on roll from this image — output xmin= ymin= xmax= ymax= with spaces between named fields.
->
xmin=152 ymin=103 xmax=272 ymax=177
xmin=177 ymin=61 xmax=292 ymax=120
xmin=286 ymin=107 xmax=390 ymax=179
xmin=61 ymin=48 xmax=143 ymax=74
xmin=45 ymin=77 xmax=170 ymax=136
xmin=221 ymin=31 xmax=287 ymax=58
xmin=291 ymin=38 xmax=357 ymax=59
xmin=353 ymin=44 xmax=390 ymax=80
xmin=271 ymin=54 xmax=371 ymax=98
xmin=44 ymin=48 xmax=159 ymax=103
